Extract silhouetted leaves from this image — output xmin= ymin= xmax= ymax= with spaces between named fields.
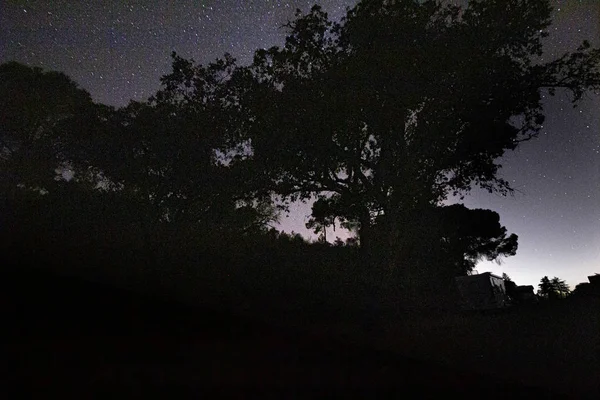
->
xmin=1 ymin=0 xmax=599 ymax=314
xmin=237 ymin=0 xmax=599 ymax=268
xmin=0 ymin=62 xmax=96 ymax=194
xmin=537 ymin=276 xmax=570 ymax=300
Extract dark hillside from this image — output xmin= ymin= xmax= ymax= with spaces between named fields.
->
xmin=4 ymin=266 xmax=560 ymax=398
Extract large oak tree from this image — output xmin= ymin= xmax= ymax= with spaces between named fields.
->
xmin=237 ymin=0 xmax=599 ymax=269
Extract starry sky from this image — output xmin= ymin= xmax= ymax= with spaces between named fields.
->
xmin=1 ymin=1 xmax=599 ymax=289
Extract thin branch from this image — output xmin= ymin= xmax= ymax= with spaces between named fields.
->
xmin=512 ymin=135 xmax=538 ymax=144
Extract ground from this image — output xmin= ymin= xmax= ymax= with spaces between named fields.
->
xmin=4 ymin=266 xmax=597 ymax=398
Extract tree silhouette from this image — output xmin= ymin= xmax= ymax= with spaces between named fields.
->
xmin=231 ymin=0 xmax=599 ymax=268
xmin=370 ymin=205 xmax=517 ymax=274
xmin=0 ymin=59 xmax=280 ymax=270
xmin=538 ymin=276 xmax=552 ymax=299
xmin=0 ymin=62 xmax=127 ymax=254
xmin=4 ymin=1 xmax=599 ymax=316
xmin=98 ymin=54 xmax=279 ymax=239
xmin=305 ymin=196 xmax=349 ymax=243
xmin=0 ymin=62 xmax=97 ymax=196
xmin=550 ymin=277 xmax=570 ymax=299
xmin=370 ymin=204 xmax=518 ymax=304
xmin=537 ymin=276 xmax=570 ymax=300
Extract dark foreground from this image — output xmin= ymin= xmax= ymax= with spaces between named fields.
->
xmin=3 ymin=267 xmax=588 ymax=398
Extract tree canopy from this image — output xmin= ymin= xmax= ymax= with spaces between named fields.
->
xmin=0 ymin=61 xmax=97 ymax=194
xmin=0 ymin=60 xmax=279 ymax=247
xmin=2 ymin=0 xmax=599 ymax=312
xmin=538 ymin=276 xmax=571 ymax=300
xmin=232 ymin=0 xmax=599 ymax=267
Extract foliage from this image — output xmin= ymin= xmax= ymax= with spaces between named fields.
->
xmin=2 ymin=0 xmax=599 ymax=315
xmin=237 ymin=0 xmax=599 ymax=267
xmin=365 ymin=204 xmax=518 ymax=276
xmin=0 ymin=62 xmax=97 ymax=194
xmin=113 ymin=54 xmax=277 ymax=234
xmin=537 ymin=276 xmax=570 ymax=300
xmin=0 ymin=62 xmax=281 ymax=269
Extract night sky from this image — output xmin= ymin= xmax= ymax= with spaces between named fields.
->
xmin=1 ymin=1 xmax=599 ymax=289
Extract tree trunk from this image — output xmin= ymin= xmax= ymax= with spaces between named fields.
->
xmin=358 ymin=208 xmax=372 ymax=268
xmin=382 ymin=205 xmax=404 ymax=272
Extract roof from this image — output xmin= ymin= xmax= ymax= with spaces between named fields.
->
xmin=455 ymin=272 xmax=503 ymax=281
xmin=481 ymin=272 xmax=504 ymax=280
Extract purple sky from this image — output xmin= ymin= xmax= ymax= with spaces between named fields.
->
xmin=2 ymin=0 xmax=598 ymax=289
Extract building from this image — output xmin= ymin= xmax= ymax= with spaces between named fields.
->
xmin=512 ymin=285 xmax=537 ymax=304
xmin=575 ymin=274 xmax=600 ymax=297
xmin=454 ymin=272 xmax=507 ymax=311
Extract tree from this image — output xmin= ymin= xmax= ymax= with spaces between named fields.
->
xmin=0 ymin=59 xmax=279 ymax=258
xmin=374 ymin=204 xmax=518 ymax=303
xmin=0 ymin=62 xmax=97 ymax=195
xmin=0 ymin=62 xmax=134 ymax=248
xmin=96 ymin=53 xmax=279 ymax=238
xmin=538 ymin=276 xmax=553 ymax=299
xmin=425 ymin=205 xmax=518 ymax=275
xmin=550 ymin=276 xmax=570 ymax=299
xmin=367 ymin=204 xmax=517 ymax=275
xmin=237 ymin=0 xmax=599 ymax=268
xmin=305 ymin=196 xmax=344 ymax=242
xmin=537 ymin=276 xmax=570 ymax=300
